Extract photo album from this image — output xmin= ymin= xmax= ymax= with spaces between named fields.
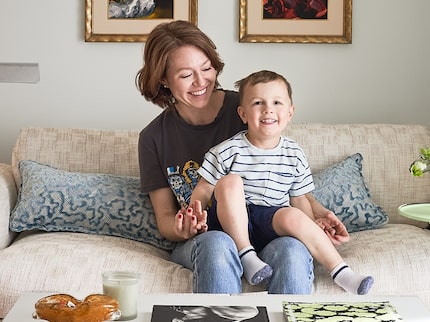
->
xmin=150 ymin=305 xmax=269 ymax=321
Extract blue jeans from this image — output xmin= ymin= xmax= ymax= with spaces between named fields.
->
xmin=170 ymin=230 xmax=314 ymax=294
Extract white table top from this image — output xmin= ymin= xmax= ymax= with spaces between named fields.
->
xmin=4 ymin=292 xmax=430 ymax=321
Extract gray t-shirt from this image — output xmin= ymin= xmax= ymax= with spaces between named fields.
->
xmin=138 ymin=90 xmax=246 ymax=207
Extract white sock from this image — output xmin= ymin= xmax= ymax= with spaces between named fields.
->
xmin=239 ymin=246 xmax=273 ymax=285
xmin=330 ymin=263 xmax=374 ymax=295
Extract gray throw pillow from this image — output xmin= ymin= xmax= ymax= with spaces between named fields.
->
xmin=10 ymin=160 xmax=176 ymax=251
xmin=312 ymin=153 xmax=388 ymax=232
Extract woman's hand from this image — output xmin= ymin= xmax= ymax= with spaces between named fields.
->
xmin=174 ymin=200 xmax=208 ymax=239
xmin=150 ymin=187 xmax=207 ymax=242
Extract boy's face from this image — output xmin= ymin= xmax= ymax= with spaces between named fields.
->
xmin=237 ymin=80 xmax=294 ymax=147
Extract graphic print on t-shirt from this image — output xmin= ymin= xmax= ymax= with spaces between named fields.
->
xmin=167 ymin=160 xmax=200 ymax=208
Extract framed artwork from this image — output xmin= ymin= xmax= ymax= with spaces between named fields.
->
xmin=85 ymin=0 xmax=198 ymax=42
xmin=239 ymin=0 xmax=352 ymax=44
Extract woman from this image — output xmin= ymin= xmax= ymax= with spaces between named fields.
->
xmin=136 ymin=20 xmax=348 ymax=294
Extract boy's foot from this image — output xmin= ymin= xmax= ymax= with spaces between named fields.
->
xmin=239 ymin=246 xmax=273 ymax=285
xmin=331 ymin=263 xmax=374 ymax=295
xmin=249 ymin=265 xmax=273 ymax=285
xmin=357 ymin=276 xmax=374 ymax=295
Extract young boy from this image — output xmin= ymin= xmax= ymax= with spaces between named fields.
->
xmin=189 ymin=70 xmax=374 ymax=295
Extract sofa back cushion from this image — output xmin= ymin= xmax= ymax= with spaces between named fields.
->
xmin=284 ymin=124 xmax=430 ymax=226
xmin=12 ymin=128 xmax=140 ymax=187
xmin=12 ymin=125 xmax=430 ymax=226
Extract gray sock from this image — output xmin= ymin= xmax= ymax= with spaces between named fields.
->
xmin=331 ymin=263 xmax=374 ymax=295
xmin=239 ymin=246 xmax=273 ymax=285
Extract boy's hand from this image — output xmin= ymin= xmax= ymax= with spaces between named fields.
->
xmin=315 ymin=211 xmax=350 ymax=246
xmin=173 ymin=206 xmax=206 ymax=240
xmin=188 ymin=200 xmax=208 ymax=233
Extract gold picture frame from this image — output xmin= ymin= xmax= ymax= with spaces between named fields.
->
xmin=85 ymin=0 xmax=198 ymax=42
xmin=239 ymin=0 xmax=352 ymax=44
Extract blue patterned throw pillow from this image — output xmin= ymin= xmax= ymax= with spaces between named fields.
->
xmin=312 ymin=153 xmax=388 ymax=232
xmin=10 ymin=160 xmax=176 ymax=251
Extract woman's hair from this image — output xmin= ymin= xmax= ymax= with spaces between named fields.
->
xmin=234 ymin=70 xmax=293 ymax=105
xmin=135 ymin=20 xmax=224 ymax=109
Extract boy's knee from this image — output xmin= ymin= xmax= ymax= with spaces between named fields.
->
xmin=274 ymin=208 xmax=307 ymax=234
xmin=217 ymin=173 xmax=243 ymax=189
xmin=214 ymin=174 xmax=244 ymax=201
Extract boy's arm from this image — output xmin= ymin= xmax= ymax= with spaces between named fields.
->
xmin=306 ymin=192 xmax=330 ymax=218
xmin=189 ymin=178 xmax=215 ymax=209
xmin=306 ymin=193 xmax=350 ymax=245
xmin=188 ymin=178 xmax=215 ymax=233
xmin=291 ymin=194 xmax=349 ymax=245
xmin=290 ymin=195 xmax=314 ymax=220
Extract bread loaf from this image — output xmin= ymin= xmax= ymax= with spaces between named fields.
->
xmin=33 ymin=293 xmax=121 ymax=322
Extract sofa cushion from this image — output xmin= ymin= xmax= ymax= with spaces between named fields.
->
xmin=9 ymin=160 xmax=176 ymax=251
xmin=312 ymin=153 xmax=388 ymax=232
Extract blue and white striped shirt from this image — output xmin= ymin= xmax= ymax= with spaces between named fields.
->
xmin=198 ymin=130 xmax=314 ymax=207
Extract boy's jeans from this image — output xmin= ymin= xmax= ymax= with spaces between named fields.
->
xmin=171 ymin=230 xmax=314 ymax=294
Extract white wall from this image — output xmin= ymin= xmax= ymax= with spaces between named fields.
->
xmin=0 ymin=0 xmax=429 ymax=163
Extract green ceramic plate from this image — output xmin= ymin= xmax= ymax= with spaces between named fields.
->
xmin=398 ymin=203 xmax=430 ymax=222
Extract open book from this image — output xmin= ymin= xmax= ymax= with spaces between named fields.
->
xmin=282 ymin=301 xmax=402 ymax=321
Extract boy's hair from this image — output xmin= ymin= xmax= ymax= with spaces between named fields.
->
xmin=135 ymin=20 xmax=224 ymax=109
xmin=234 ymin=70 xmax=293 ymax=105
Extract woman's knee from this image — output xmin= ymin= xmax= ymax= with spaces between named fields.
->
xmin=194 ymin=231 xmax=242 ymax=277
xmin=196 ymin=231 xmax=237 ymax=257
xmin=261 ymin=236 xmax=313 ymax=267
xmin=260 ymin=237 xmax=314 ymax=294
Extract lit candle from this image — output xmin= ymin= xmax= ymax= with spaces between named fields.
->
xmin=102 ymin=271 xmax=140 ymax=320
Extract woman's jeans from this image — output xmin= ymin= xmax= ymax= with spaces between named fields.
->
xmin=171 ymin=230 xmax=314 ymax=294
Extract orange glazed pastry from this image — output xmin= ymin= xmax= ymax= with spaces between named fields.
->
xmin=33 ymin=293 xmax=121 ymax=322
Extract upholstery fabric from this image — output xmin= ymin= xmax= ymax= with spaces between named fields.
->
xmin=0 ymin=164 xmax=17 ymax=249
xmin=0 ymin=231 xmax=191 ymax=317
xmin=1 ymin=124 xmax=429 ymax=318
xmin=311 ymin=224 xmax=430 ymax=306
xmin=9 ymin=160 xmax=176 ymax=251
xmin=312 ymin=153 xmax=388 ymax=232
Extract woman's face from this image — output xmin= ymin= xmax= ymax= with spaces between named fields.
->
xmin=163 ymin=45 xmax=217 ymax=111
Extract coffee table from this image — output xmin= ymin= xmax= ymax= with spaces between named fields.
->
xmin=4 ymin=292 xmax=430 ymax=321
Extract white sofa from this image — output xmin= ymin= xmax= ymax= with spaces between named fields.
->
xmin=0 ymin=124 xmax=429 ymax=318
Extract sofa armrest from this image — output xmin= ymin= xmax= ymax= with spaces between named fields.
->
xmin=0 ymin=163 xmax=18 ymax=249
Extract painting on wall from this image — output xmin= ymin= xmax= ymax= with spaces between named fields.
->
xmin=239 ymin=0 xmax=352 ymax=43
xmin=85 ymin=0 xmax=197 ymax=42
